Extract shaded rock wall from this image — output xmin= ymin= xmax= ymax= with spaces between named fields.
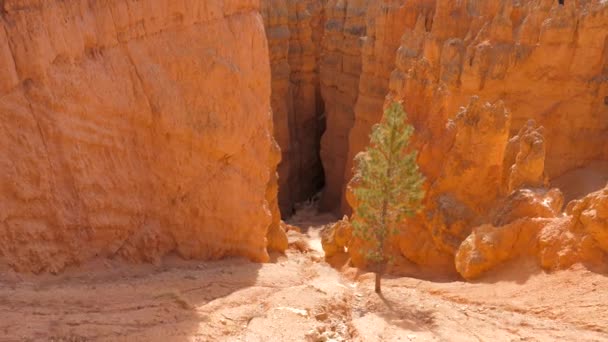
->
xmin=318 ymin=0 xmax=369 ymax=212
xmin=262 ymin=0 xmax=326 ymax=215
xmin=0 ymin=0 xmax=279 ymax=273
xmin=262 ymin=1 xmax=296 ymax=215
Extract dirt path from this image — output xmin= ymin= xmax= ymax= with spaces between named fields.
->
xmin=1 ymin=207 xmax=607 ymax=341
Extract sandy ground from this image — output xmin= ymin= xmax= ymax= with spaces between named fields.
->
xmin=1 ymin=206 xmax=607 ymax=341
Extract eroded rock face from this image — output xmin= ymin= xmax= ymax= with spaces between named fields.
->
xmin=456 ymin=186 xmax=608 ymax=280
xmin=319 ymin=0 xmax=369 ymax=212
xmin=571 ymin=187 xmax=608 ymax=255
xmin=387 ymin=0 xmax=608 ymax=187
xmin=331 ymin=0 xmax=608 ymax=277
xmin=506 ymin=121 xmax=548 ymax=193
xmin=261 ymin=0 xmax=296 ymax=216
xmin=345 ymin=93 xmax=607 ymax=277
xmin=333 ymin=0 xmax=608 ymax=215
xmin=0 ymin=0 xmax=279 ymax=273
xmin=320 ymin=216 xmax=352 ymax=258
xmin=342 ymin=0 xmax=436 ymax=214
xmin=261 ymin=0 xmax=326 ymax=215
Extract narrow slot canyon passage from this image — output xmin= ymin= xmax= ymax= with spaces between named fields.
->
xmin=262 ymin=0 xmax=371 ymax=218
xmin=262 ymin=0 xmax=328 ymax=217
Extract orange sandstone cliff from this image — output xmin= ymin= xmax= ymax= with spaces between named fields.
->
xmin=0 ymin=0 xmax=281 ymax=273
xmin=318 ymin=0 xmax=369 ymax=212
xmin=261 ymin=0 xmax=326 ymax=216
xmin=2 ymin=0 xmax=608 ymax=279
xmin=322 ymin=0 xmax=608 ymax=278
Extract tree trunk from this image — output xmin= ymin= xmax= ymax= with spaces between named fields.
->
xmin=375 ymin=271 xmax=382 ymax=293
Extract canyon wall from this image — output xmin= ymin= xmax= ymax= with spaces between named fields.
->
xmin=384 ymin=0 xmax=608 ymax=275
xmin=387 ymin=0 xmax=608 ymax=188
xmin=262 ymin=0 xmax=326 ymax=215
xmin=336 ymin=0 xmax=608 ymax=214
xmin=342 ymin=0 xmax=435 ymax=214
xmin=0 ymin=0 xmax=280 ymax=273
xmin=321 ymin=0 xmax=608 ymax=277
xmin=318 ymin=0 xmax=369 ymax=212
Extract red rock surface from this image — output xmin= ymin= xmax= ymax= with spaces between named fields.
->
xmin=456 ymin=185 xmax=608 ymax=280
xmin=0 ymin=0 xmax=280 ymax=273
xmin=334 ymin=95 xmax=608 ymax=278
xmin=342 ymin=0 xmax=435 ymax=214
xmin=388 ymin=0 xmax=608 ymax=189
xmin=261 ymin=0 xmax=325 ymax=216
xmin=318 ymin=0 xmax=369 ymax=213
xmin=315 ymin=0 xmax=608 ymax=278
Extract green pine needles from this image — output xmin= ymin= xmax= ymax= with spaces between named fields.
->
xmin=351 ymin=102 xmax=425 ymax=293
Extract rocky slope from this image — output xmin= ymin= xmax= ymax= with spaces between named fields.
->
xmin=0 ymin=0 xmax=282 ymax=273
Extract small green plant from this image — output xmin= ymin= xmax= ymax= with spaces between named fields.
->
xmin=351 ymin=102 xmax=425 ymax=294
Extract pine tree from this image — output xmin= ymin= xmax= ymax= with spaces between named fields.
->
xmin=351 ymin=102 xmax=425 ymax=294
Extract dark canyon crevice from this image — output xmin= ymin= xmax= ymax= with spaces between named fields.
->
xmin=262 ymin=0 xmax=327 ymax=217
xmin=264 ymin=0 xmax=608 ymax=219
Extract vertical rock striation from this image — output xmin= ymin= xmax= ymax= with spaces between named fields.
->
xmin=0 ymin=0 xmax=279 ymax=272
xmin=318 ymin=0 xmax=369 ymax=213
xmin=287 ymin=0 xmax=326 ymax=205
xmin=342 ymin=0 xmax=435 ymax=214
xmin=262 ymin=0 xmax=326 ymax=215
xmin=387 ymin=0 xmax=608 ymax=188
xmin=261 ymin=0 xmax=296 ymax=215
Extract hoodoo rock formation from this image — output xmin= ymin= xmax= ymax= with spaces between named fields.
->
xmin=314 ymin=0 xmax=608 ymax=278
xmin=333 ymin=95 xmax=608 ymax=278
xmin=349 ymin=0 xmax=608 ymax=212
xmin=343 ymin=0 xmax=435 ymax=214
xmin=0 ymin=0 xmax=282 ymax=273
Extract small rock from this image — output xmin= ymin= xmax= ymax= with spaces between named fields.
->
xmin=315 ymin=312 xmax=329 ymax=321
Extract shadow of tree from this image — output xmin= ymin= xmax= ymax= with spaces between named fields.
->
xmin=375 ymin=292 xmax=437 ymax=332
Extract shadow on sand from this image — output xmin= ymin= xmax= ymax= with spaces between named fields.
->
xmin=0 ymin=254 xmax=263 ymax=341
xmin=376 ymin=292 xmax=437 ymax=332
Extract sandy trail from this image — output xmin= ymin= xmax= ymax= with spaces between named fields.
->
xmin=1 ymin=207 xmax=607 ymax=341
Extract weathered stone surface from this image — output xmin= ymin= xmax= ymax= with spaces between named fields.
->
xmin=339 ymin=0 xmax=608 ymax=276
xmin=286 ymin=0 xmax=326 ymax=204
xmin=455 ymin=218 xmax=546 ymax=280
xmin=387 ymin=0 xmax=608 ymax=188
xmin=342 ymin=0 xmax=435 ymax=214
xmin=456 ymin=184 xmax=608 ymax=280
xmin=506 ymin=120 xmax=548 ymax=193
xmin=261 ymin=0 xmax=296 ymax=216
xmin=319 ymin=0 xmax=369 ymax=213
xmin=261 ymin=0 xmax=326 ymax=216
xmin=572 ymin=186 xmax=608 ymax=255
xmin=422 ymin=98 xmax=513 ymax=259
xmin=266 ymin=138 xmax=288 ymax=253
xmin=0 ymin=0 xmax=278 ymax=273
xmin=492 ymin=188 xmax=564 ymax=227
